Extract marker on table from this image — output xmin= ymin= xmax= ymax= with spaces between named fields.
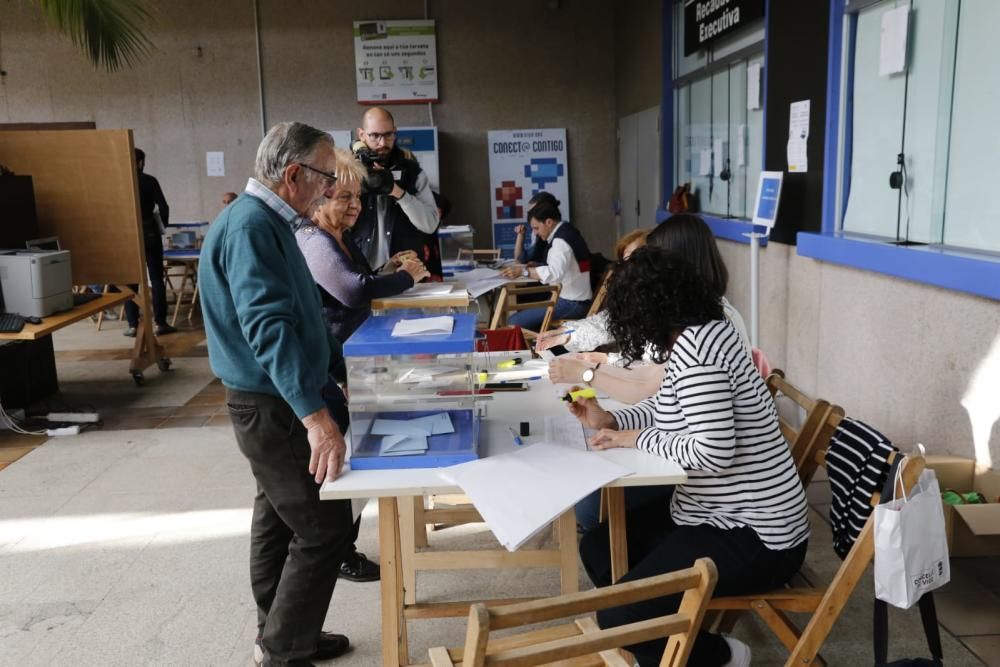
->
xmin=497 ymin=358 xmax=523 ymax=369
xmin=507 ymin=426 xmax=523 ymax=446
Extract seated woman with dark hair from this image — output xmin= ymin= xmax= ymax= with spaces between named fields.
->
xmin=569 ymin=246 xmax=809 ymax=667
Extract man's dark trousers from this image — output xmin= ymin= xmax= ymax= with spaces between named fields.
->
xmin=125 ymin=227 xmax=169 ymax=327
xmin=226 ymin=388 xmax=353 ymax=666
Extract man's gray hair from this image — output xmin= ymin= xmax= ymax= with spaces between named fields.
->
xmin=254 ymin=122 xmax=334 ymax=188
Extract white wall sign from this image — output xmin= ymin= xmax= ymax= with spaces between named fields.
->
xmin=206 ymin=151 xmax=225 ymax=177
xmin=353 ymin=20 xmax=438 ymax=103
xmin=487 ymin=129 xmax=570 ymax=258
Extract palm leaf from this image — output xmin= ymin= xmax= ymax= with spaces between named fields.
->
xmin=33 ymin=0 xmax=153 ymax=72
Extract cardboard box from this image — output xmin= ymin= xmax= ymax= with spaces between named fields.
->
xmin=925 ymin=455 xmax=1000 ymax=557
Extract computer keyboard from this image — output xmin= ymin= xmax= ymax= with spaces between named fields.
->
xmin=0 ymin=313 xmax=26 ymax=333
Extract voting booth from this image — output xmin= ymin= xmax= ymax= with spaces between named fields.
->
xmin=343 ymin=313 xmax=481 ymax=469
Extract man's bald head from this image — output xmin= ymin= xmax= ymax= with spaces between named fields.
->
xmin=361 ymin=106 xmax=395 ymax=130
xmin=358 ymin=107 xmax=398 ymax=160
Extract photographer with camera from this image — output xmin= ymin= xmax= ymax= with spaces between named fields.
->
xmin=351 ymin=107 xmax=442 ymax=278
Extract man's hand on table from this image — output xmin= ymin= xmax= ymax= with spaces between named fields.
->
xmin=589 ymin=428 xmax=639 ymax=450
xmin=302 ymin=408 xmax=346 ymax=483
xmin=500 ymin=263 xmax=526 ymax=279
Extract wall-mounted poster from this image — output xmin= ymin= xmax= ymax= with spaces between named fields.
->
xmin=487 ymin=129 xmax=570 ymax=258
xmin=353 ymin=20 xmax=438 ymax=103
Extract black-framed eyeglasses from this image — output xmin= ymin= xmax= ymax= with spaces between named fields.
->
xmin=365 ymin=131 xmax=397 ymax=143
xmin=296 ymin=162 xmax=338 ymax=187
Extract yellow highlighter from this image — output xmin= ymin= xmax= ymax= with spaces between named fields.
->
xmin=562 ymin=387 xmax=597 ymax=403
xmin=497 ymin=358 xmax=523 ymax=370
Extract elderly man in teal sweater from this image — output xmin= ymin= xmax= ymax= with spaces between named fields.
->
xmin=199 ymin=122 xmax=353 ymax=667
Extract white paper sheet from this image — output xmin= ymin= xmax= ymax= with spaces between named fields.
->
xmin=879 ymin=6 xmax=909 ymax=76
xmin=449 ymin=267 xmax=501 ymax=283
xmin=713 ymin=139 xmax=726 ymax=177
xmin=403 ymin=283 xmax=455 ymax=297
xmin=737 ymin=125 xmax=747 ymax=167
xmin=397 ymin=366 xmax=461 ymax=383
xmin=371 ymin=413 xmax=454 ymax=437
xmin=391 ymin=316 xmax=454 ymax=337
xmin=544 ymin=414 xmax=589 ymax=450
xmin=441 ymin=442 xmax=631 ymax=550
xmin=747 ymin=63 xmax=762 ymax=110
xmin=698 ymin=149 xmax=713 ymax=176
xmin=787 ymin=99 xmax=810 ymax=173
xmin=379 ymin=434 xmax=429 ymax=456
xmin=467 ymin=277 xmax=510 ymax=299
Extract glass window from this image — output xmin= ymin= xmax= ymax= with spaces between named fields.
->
xmin=838 ymin=0 xmax=1000 ymax=254
xmin=671 ymin=1 xmax=764 ymax=221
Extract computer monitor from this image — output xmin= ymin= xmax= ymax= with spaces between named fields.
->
xmin=25 ymin=236 xmax=60 ymax=251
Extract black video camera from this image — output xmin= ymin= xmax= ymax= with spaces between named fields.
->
xmin=355 ymin=147 xmax=396 ymax=196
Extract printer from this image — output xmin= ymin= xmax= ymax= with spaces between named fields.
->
xmin=0 ymin=249 xmax=73 ymax=317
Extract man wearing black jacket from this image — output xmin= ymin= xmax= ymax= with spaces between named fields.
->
xmin=351 ymin=107 xmax=441 ymax=278
xmin=124 ymin=148 xmax=176 ymax=337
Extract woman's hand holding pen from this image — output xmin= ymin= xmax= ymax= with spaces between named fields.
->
xmin=535 ymin=328 xmax=570 ymax=351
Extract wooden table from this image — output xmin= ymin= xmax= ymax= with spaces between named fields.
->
xmin=163 ymin=249 xmax=200 ymax=327
xmin=0 ymin=293 xmax=131 ymax=341
xmin=320 ymin=381 xmax=686 ymax=667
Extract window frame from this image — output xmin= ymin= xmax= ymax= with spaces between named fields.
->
xmin=663 ymin=0 xmax=771 ymax=245
xmin=797 ymin=0 xmax=1000 ymax=301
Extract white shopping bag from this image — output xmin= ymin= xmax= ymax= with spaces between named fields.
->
xmin=874 ymin=455 xmax=950 ymax=609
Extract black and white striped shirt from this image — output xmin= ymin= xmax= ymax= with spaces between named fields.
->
xmin=612 ymin=319 xmax=810 ymax=551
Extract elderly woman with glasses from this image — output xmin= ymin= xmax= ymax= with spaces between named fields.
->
xmin=296 ymin=148 xmax=430 ymax=345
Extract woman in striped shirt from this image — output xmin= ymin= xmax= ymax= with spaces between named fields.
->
xmin=572 ymin=247 xmax=809 ymax=667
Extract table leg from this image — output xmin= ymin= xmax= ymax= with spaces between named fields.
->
xmin=398 ymin=496 xmax=418 ymax=606
xmin=607 ymin=487 xmax=629 ymax=583
xmin=556 ymin=509 xmax=579 ymax=594
xmin=378 ymin=497 xmax=409 ymax=667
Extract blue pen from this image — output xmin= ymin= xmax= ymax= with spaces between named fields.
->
xmin=508 ymin=426 xmax=523 ymax=446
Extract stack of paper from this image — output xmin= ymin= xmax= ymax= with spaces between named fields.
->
xmin=441 ymin=442 xmax=631 ymax=551
xmin=370 ymin=413 xmax=455 ymax=457
xmin=391 ymin=316 xmax=454 ymax=337
xmin=403 ymin=283 xmax=455 ymax=297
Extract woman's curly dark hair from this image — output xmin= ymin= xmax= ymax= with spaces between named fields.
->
xmin=605 ymin=246 xmax=724 ymax=365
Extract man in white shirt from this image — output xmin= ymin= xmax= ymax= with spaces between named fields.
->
xmin=501 ymin=201 xmax=593 ymax=331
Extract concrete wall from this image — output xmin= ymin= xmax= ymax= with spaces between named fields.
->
xmin=719 ymin=238 xmax=1000 ymax=468
xmin=613 ymin=0 xmax=662 ymax=119
xmin=0 ymin=0 xmax=621 ymax=254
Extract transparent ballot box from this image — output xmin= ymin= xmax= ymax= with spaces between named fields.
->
xmin=438 ymin=225 xmax=474 ymax=262
xmin=343 ymin=312 xmax=481 ymax=470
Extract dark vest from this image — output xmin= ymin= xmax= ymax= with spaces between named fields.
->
xmin=550 ymin=222 xmax=592 ymax=274
xmin=352 ymin=146 xmax=442 ymax=278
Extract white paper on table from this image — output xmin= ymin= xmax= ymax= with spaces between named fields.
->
xmin=391 ymin=316 xmax=454 ymax=337
xmin=403 ymin=283 xmax=454 ymax=297
xmin=747 ymin=63 xmax=762 ymax=110
xmin=379 ymin=434 xmax=429 ymax=456
xmin=467 ymin=277 xmax=510 ymax=299
xmin=698 ymin=149 xmax=713 ymax=176
xmin=879 ymin=6 xmax=909 ymax=76
xmin=713 ymin=139 xmax=726 ymax=176
xmin=544 ymin=414 xmax=589 ymax=451
xmin=450 ymin=267 xmax=501 ymax=283
xmin=441 ymin=442 xmax=632 ymax=551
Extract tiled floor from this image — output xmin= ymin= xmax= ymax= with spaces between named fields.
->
xmin=1 ymin=317 xmax=997 ymax=665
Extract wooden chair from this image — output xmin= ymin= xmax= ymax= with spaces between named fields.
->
xmin=489 ymin=283 xmax=560 ymax=341
xmin=458 ymin=248 xmax=501 ymax=264
xmin=426 ymin=558 xmax=718 ymax=667
xmin=551 ymin=268 xmax=612 ymax=330
xmin=703 ymin=371 xmax=923 ymax=667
